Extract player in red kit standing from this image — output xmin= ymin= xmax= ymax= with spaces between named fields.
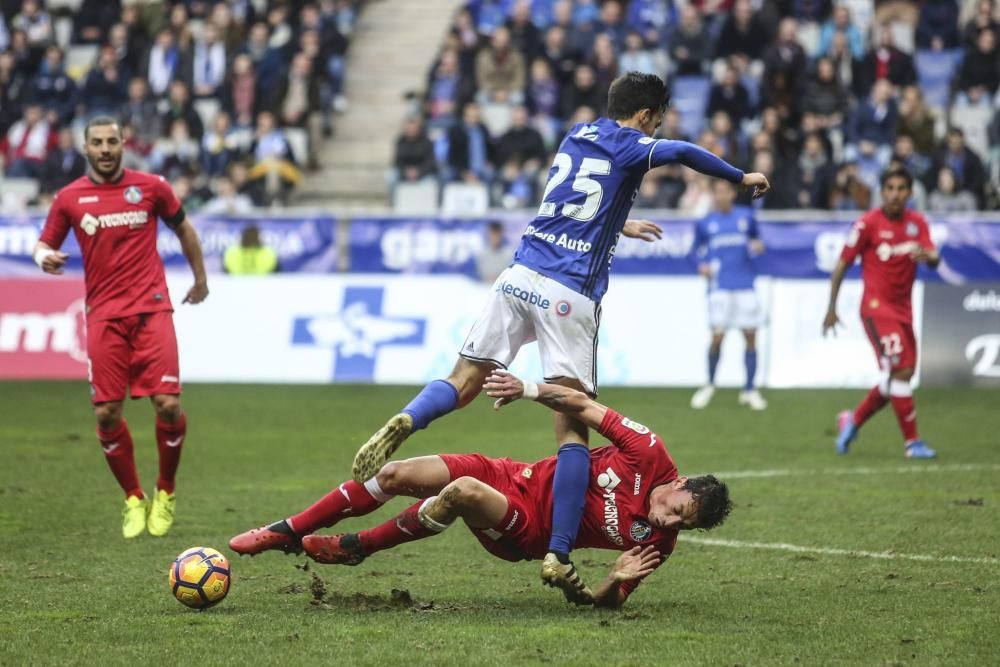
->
xmin=823 ymin=167 xmax=939 ymax=459
xmin=33 ymin=116 xmax=209 ymax=538
xmin=228 ymin=369 xmax=732 ymax=608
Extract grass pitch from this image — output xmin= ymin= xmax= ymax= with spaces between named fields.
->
xmin=1 ymin=382 xmax=997 ymax=665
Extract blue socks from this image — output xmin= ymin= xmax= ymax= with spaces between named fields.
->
xmin=402 ymin=380 xmax=459 ymax=431
xmin=547 ymin=443 xmax=590 ymax=556
xmin=744 ymin=350 xmax=757 ymax=390
xmin=708 ymin=348 xmax=720 ymax=384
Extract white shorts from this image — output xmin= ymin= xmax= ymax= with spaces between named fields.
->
xmin=707 ymin=289 xmax=762 ymax=331
xmin=460 ymin=264 xmax=601 ymax=394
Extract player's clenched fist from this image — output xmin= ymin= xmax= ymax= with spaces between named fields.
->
xmin=183 ymin=281 xmax=209 ymax=305
xmin=35 ymin=248 xmax=70 ymax=275
xmin=741 ymin=172 xmax=770 ymax=198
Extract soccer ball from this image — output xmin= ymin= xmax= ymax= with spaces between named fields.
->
xmin=169 ymin=547 xmax=231 ymax=609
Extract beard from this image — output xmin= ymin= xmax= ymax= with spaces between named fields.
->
xmin=88 ymin=152 xmax=123 ymax=179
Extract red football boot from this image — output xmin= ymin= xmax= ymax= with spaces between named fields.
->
xmin=302 ymin=533 xmax=366 ymax=565
xmin=229 ymin=521 xmax=302 ymax=556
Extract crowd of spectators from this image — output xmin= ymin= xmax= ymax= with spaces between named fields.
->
xmin=0 ymin=0 xmax=361 ymax=209
xmin=395 ymin=0 xmax=1000 ymax=213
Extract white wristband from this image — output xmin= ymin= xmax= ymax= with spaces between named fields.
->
xmin=33 ymin=247 xmax=54 ymax=269
xmin=522 ymin=380 xmax=539 ymax=400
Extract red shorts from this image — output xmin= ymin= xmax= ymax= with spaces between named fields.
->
xmin=862 ymin=316 xmax=917 ymax=372
xmin=87 ymin=311 xmax=181 ymax=404
xmin=439 ymin=454 xmax=548 ymax=562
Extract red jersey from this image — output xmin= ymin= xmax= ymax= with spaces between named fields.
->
xmin=517 ymin=409 xmax=680 ymax=594
xmin=39 ymin=169 xmax=185 ymax=322
xmin=839 ymin=207 xmax=935 ymax=323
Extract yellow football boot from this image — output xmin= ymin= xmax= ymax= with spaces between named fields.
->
xmin=352 ymin=413 xmax=413 ymax=483
xmin=122 ymin=495 xmax=148 ymax=539
xmin=147 ymin=489 xmax=176 ymax=537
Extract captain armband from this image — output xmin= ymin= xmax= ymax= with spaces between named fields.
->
xmin=163 ymin=207 xmax=187 ymax=229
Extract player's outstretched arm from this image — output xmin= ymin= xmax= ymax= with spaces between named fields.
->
xmin=823 ymin=259 xmax=849 ymax=336
xmin=173 ymin=219 xmax=209 ymax=304
xmin=650 ymin=140 xmax=770 ymax=197
xmin=483 ymin=370 xmax=608 ymax=430
xmin=32 ymin=242 xmax=69 ymax=275
xmin=592 ymin=546 xmax=661 ymax=609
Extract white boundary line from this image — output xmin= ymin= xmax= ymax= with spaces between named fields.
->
xmin=681 ymin=536 xmax=1000 ymax=565
xmin=706 ymin=463 xmax=1000 ymax=480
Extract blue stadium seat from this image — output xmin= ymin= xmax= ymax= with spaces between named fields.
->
xmin=915 ymin=49 xmax=964 ymax=108
xmin=671 ymin=76 xmax=711 ymax=139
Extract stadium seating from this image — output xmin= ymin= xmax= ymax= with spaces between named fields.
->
xmin=0 ymin=178 xmax=41 ymax=211
xmin=0 ymin=1 xmax=363 ymax=209
xmin=393 ymin=181 xmax=441 ymax=215
xmin=65 ymin=45 xmax=99 ymax=82
xmin=441 ymin=182 xmax=489 ymax=217
xmin=950 ymin=106 xmax=993 ymax=163
xmin=392 ymin=0 xmax=998 ymax=213
xmin=916 ymin=50 xmax=964 ymax=109
xmin=671 ymin=76 xmax=712 ymax=140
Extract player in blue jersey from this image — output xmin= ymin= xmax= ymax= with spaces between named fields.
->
xmin=689 ymin=180 xmax=768 ymax=410
xmin=268 ymin=72 xmax=768 ymax=604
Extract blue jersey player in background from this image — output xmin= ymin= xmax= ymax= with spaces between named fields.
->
xmin=237 ymin=73 xmax=769 ymax=605
xmin=690 ymin=180 xmax=768 ymax=411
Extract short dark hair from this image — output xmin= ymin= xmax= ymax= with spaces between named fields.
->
xmin=683 ymin=475 xmax=732 ymax=530
xmin=880 ymin=165 xmax=913 ymax=190
xmin=84 ymin=116 xmax=122 ymax=140
xmin=607 ymin=72 xmax=669 ymax=120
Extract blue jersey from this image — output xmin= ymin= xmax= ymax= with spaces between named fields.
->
xmin=692 ymin=206 xmax=759 ymax=291
xmin=513 ymin=117 xmax=744 ymax=301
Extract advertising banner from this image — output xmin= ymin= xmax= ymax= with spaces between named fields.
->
xmin=166 ymin=274 xmax=887 ymax=388
xmin=765 ymin=279 xmax=923 ymax=388
xmin=346 ymin=216 xmax=1000 ymax=283
xmin=0 ymin=215 xmax=338 ymax=275
xmin=0 ymin=273 xmax=918 ymax=388
xmin=921 ymin=284 xmax=1000 ymax=386
xmin=0 ymin=277 xmax=88 ymax=379
xmin=348 ymin=218 xmax=485 ymax=278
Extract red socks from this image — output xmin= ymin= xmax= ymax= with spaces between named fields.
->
xmin=853 ymin=379 xmax=920 ymax=443
xmin=889 ymin=380 xmax=919 ymax=443
xmin=98 ymin=420 xmax=142 ymax=499
xmin=853 ymin=385 xmax=889 ymax=427
xmin=357 ymin=500 xmax=442 ymax=555
xmin=155 ymin=413 xmax=187 ymax=494
xmin=289 ymin=479 xmax=391 ymax=535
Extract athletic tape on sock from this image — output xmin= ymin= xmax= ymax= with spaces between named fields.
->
xmin=876 ymin=357 xmax=892 ymax=395
xmin=417 ymin=497 xmax=452 ymax=533
xmin=889 ymin=379 xmax=913 ymax=397
xmin=363 ymin=478 xmax=394 ymax=503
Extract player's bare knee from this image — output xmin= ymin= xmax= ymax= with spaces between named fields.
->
xmin=439 ymin=477 xmax=482 ymax=510
xmin=94 ymin=402 xmax=123 ymax=430
xmin=375 ymin=460 xmax=408 ymax=494
xmin=152 ymin=395 xmax=182 ymax=423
